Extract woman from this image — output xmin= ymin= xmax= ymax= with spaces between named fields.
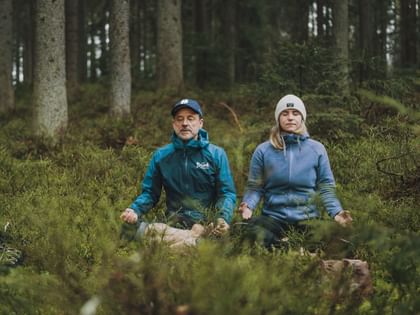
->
xmin=239 ymin=94 xmax=352 ymax=248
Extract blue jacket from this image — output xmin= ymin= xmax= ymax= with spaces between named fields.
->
xmin=130 ymin=129 xmax=236 ymax=223
xmin=242 ymin=133 xmax=342 ymax=223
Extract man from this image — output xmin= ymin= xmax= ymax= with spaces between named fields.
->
xmin=121 ymin=99 xmax=236 ymax=236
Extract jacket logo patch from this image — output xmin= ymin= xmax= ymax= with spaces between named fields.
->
xmin=196 ymin=162 xmax=210 ymax=169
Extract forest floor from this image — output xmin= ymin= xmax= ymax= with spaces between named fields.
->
xmin=1 ymin=85 xmax=419 ymax=314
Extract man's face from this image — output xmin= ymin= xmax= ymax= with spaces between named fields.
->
xmin=172 ymin=108 xmax=203 ymax=142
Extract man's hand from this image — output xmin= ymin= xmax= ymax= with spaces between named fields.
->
xmin=120 ymin=208 xmax=138 ymax=224
xmin=334 ymin=210 xmax=353 ymax=227
xmin=212 ymin=218 xmax=230 ymax=236
xmin=239 ymin=202 xmax=253 ymax=220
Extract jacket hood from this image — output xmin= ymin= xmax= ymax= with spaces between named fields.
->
xmin=172 ymin=128 xmax=209 ymax=149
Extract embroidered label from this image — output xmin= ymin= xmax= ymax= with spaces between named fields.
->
xmin=196 ymin=162 xmax=210 ymax=169
xmin=286 ymin=102 xmax=294 ymax=107
xmin=180 ymin=99 xmax=189 ymax=104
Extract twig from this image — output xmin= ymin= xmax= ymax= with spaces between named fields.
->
xmin=217 ymin=102 xmax=244 ymax=133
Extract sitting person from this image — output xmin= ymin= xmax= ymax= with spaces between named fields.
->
xmin=121 ymin=99 xmax=236 ymax=238
xmin=239 ymin=94 xmax=352 ymax=248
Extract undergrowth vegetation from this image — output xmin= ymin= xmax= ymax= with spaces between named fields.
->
xmin=1 ymin=79 xmax=419 ymax=314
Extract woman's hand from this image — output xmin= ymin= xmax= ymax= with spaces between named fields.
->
xmin=239 ymin=202 xmax=253 ymax=220
xmin=120 ymin=208 xmax=138 ymax=224
xmin=334 ymin=210 xmax=353 ymax=227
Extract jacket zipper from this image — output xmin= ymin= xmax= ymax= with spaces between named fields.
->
xmin=184 ymin=148 xmax=189 ymax=190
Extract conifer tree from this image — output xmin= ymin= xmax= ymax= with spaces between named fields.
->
xmin=109 ymin=0 xmax=131 ymax=117
xmin=33 ymin=0 xmax=68 ymax=140
xmin=0 ymin=0 xmax=15 ymax=113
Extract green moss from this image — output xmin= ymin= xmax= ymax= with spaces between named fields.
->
xmin=1 ymin=85 xmax=419 ymax=314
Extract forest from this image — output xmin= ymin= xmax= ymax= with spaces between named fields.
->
xmin=0 ymin=0 xmax=419 ymax=314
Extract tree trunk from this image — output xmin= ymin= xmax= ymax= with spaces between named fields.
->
xmin=88 ymin=8 xmax=97 ymax=81
xmin=157 ymin=0 xmax=183 ymax=91
xmin=99 ymin=0 xmax=110 ymax=77
xmin=376 ymin=0 xmax=388 ymax=74
xmin=66 ymin=0 xmax=81 ymax=102
xmin=317 ymin=0 xmax=326 ymax=38
xmin=193 ymin=0 xmax=210 ymax=87
xmin=332 ymin=0 xmax=349 ymax=94
xmin=225 ymin=0 xmax=236 ymax=86
xmin=130 ymin=0 xmax=140 ymax=80
xmin=287 ymin=0 xmax=309 ymax=43
xmin=0 ymin=0 xmax=15 ymax=113
xmin=33 ymin=0 xmax=68 ymax=140
xmin=143 ymin=0 xmax=158 ymax=80
xmin=400 ymin=0 xmax=417 ymax=67
xmin=109 ymin=0 xmax=131 ymax=117
xmin=23 ymin=0 xmax=34 ymax=86
xmin=79 ymin=0 xmax=87 ymax=82
xmin=358 ymin=0 xmax=375 ymax=82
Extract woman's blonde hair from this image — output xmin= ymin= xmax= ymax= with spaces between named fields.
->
xmin=269 ymin=122 xmax=307 ymax=150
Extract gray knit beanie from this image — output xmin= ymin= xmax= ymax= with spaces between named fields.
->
xmin=274 ymin=94 xmax=307 ymax=123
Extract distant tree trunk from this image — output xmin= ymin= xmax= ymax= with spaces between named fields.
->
xmin=418 ymin=0 xmax=420 ymax=68
xmin=109 ymin=0 xmax=131 ymax=117
xmin=66 ymin=0 xmax=81 ymax=103
xmin=400 ymin=0 xmax=417 ymax=67
xmin=0 ymin=0 xmax=15 ymax=113
xmin=375 ymin=0 xmax=388 ymax=74
xmin=332 ymin=0 xmax=349 ymax=93
xmin=317 ymin=0 xmax=326 ymax=38
xmin=33 ymin=0 xmax=68 ymax=140
xmin=193 ymin=0 xmax=210 ymax=87
xmin=99 ymin=0 xmax=110 ymax=77
xmin=23 ymin=0 xmax=34 ymax=86
xmin=287 ymin=0 xmax=309 ymax=43
xmin=157 ymin=0 xmax=183 ymax=91
xmin=225 ymin=0 xmax=236 ymax=86
xmin=130 ymin=0 xmax=140 ymax=80
xmin=88 ymin=9 xmax=97 ymax=81
xmin=79 ymin=0 xmax=87 ymax=82
xmin=358 ymin=0 xmax=375 ymax=82
xmin=143 ymin=1 xmax=158 ymax=80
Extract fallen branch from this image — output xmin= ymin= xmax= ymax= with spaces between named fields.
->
xmin=217 ymin=102 xmax=244 ymax=133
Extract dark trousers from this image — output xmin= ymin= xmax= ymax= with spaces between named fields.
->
xmin=241 ymin=215 xmax=312 ymax=249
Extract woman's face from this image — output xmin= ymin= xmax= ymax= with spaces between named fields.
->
xmin=279 ymin=109 xmax=303 ymax=133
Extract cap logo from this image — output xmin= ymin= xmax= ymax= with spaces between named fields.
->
xmin=180 ymin=99 xmax=189 ymax=104
xmin=286 ymin=103 xmax=294 ymax=107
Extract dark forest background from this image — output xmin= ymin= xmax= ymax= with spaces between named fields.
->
xmin=0 ymin=1 xmax=419 ymax=314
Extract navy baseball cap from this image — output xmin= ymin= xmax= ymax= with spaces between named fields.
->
xmin=171 ymin=99 xmax=203 ymax=117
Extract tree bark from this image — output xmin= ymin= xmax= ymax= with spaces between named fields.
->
xmin=130 ymin=0 xmax=140 ymax=80
xmin=0 ymin=0 xmax=15 ymax=113
xmin=358 ymin=0 xmax=375 ymax=81
xmin=88 ymin=8 xmax=97 ymax=81
xmin=66 ymin=0 xmax=81 ymax=102
xmin=225 ymin=0 xmax=236 ymax=86
xmin=79 ymin=0 xmax=87 ymax=82
xmin=400 ymin=0 xmax=417 ymax=67
xmin=23 ymin=0 xmax=34 ymax=86
xmin=332 ymin=0 xmax=349 ymax=93
xmin=317 ymin=0 xmax=326 ymax=38
xmin=157 ymin=0 xmax=183 ymax=91
xmin=287 ymin=0 xmax=309 ymax=43
xmin=109 ymin=0 xmax=131 ymax=117
xmin=33 ymin=0 xmax=68 ymax=140
xmin=99 ymin=0 xmax=110 ymax=77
